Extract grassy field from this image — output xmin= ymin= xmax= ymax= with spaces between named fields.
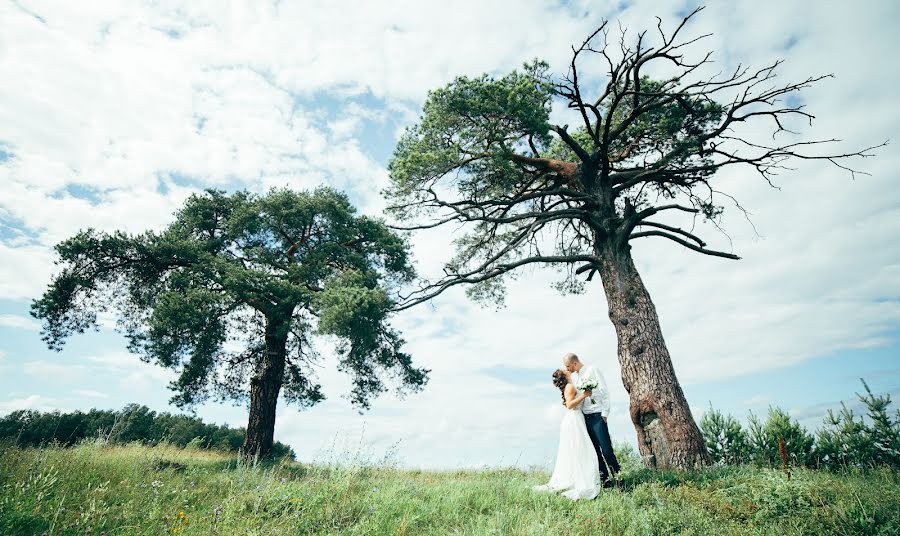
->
xmin=1 ymin=442 xmax=898 ymax=535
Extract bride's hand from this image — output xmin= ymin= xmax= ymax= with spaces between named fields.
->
xmin=583 ymin=389 xmax=592 ymax=397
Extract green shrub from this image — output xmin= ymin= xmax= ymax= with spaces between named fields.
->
xmin=815 ymin=379 xmax=900 ymax=469
xmin=700 ymin=405 xmax=750 ymax=465
xmin=613 ymin=440 xmax=643 ymax=473
xmin=747 ymin=407 xmax=814 ymax=468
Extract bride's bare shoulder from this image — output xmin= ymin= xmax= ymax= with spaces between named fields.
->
xmin=564 ymin=383 xmax=577 ymax=394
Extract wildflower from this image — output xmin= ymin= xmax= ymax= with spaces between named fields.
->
xmin=170 ymin=510 xmax=190 ymax=529
xmin=778 ymin=435 xmax=791 ymax=480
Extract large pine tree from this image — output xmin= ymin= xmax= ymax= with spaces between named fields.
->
xmin=32 ymin=187 xmax=428 ymax=458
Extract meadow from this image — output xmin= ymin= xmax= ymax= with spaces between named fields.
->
xmin=1 ymin=441 xmax=897 ymax=535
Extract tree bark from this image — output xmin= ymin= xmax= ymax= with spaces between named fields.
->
xmin=241 ymin=316 xmax=288 ymax=460
xmin=596 ymin=243 xmax=709 ymax=469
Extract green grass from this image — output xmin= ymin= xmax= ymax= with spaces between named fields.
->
xmin=1 ymin=442 xmax=897 ymax=535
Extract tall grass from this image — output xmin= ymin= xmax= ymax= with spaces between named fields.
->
xmin=1 ymin=441 xmax=897 ymax=535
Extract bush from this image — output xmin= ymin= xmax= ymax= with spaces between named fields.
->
xmin=746 ymin=407 xmax=814 ymax=468
xmin=700 ymin=405 xmax=750 ymax=465
xmin=613 ymin=440 xmax=643 ymax=473
xmin=814 ymin=379 xmax=900 ymax=469
xmin=695 ymin=379 xmax=896 ymax=471
xmin=815 ymin=403 xmax=872 ymax=468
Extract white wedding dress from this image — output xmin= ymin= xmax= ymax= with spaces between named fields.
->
xmin=533 ymin=399 xmax=601 ymax=500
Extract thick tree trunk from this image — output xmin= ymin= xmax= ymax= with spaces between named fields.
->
xmin=596 ymin=244 xmax=709 ymax=469
xmin=241 ymin=317 xmax=288 ymax=460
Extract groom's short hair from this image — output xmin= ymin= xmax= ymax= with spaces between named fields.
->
xmin=563 ymin=353 xmax=580 ymax=365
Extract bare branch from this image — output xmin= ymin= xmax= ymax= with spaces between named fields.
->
xmin=629 ymin=230 xmax=740 ymax=260
xmin=549 ymin=125 xmax=591 ymax=163
xmin=635 ymin=221 xmax=706 ymax=246
xmin=392 ymin=253 xmax=599 ymax=311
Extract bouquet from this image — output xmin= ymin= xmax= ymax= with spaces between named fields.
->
xmin=576 ymin=379 xmax=598 ymax=404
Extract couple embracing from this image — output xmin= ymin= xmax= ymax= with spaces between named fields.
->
xmin=533 ymin=353 xmax=621 ymax=500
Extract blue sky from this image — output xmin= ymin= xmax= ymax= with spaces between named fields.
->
xmin=1 ymin=0 xmax=898 ymax=469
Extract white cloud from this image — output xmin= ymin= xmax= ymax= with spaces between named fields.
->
xmin=20 ymin=352 xmax=177 ymax=395
xmin=74 ymin=389 xmax=109 ymax=399
xmin=23 ymin=360 xmax=88 ymax=378
xmin=0 ymin=394 xmax=62 ymax=414
xmin=85 ymin=351 xmax=178 ymax=391
xmin=0 ymin=242 xmax=56 ymax=300
xmin=121 ymin=367 xmax=179 ymax=391
xmin=743 ymin=395 xmax=771 ymax=407
xmin=0 ymin=314 xmax=41 ymax=331
xmin=85 ymin=351 xmax=145 ymax=369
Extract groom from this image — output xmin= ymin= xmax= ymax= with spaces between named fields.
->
xmin=564 ymin=352 xmax=620 ymax=485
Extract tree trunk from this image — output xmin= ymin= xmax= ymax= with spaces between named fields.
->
xmin=241 ymin=317 xmax=288 ymax=460
xmin=596 ymin=244 xmax=709 ymax=469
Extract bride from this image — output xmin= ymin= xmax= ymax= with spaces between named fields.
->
xmin=533 ymin=368 xmax=602 ymax=500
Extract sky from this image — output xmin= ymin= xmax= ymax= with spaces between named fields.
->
xmin=1 ymin=0 xmax=898 ymax=470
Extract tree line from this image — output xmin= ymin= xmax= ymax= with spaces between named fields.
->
xmin=0 ymin=403 xmax=294 ymax=459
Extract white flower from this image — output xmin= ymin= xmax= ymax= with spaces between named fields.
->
xmin=576 ymin=379 xmax=599 ymax=404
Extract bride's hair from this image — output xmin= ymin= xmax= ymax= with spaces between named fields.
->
xmin=552 ymin=369 xmax=568 ymax=405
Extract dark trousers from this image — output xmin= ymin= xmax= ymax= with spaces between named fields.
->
xmin=584 ymin=413 xmax=620 ymax=480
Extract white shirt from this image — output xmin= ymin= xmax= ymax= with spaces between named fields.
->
xmin=571 ymin=365 xmax=610 ymax=416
